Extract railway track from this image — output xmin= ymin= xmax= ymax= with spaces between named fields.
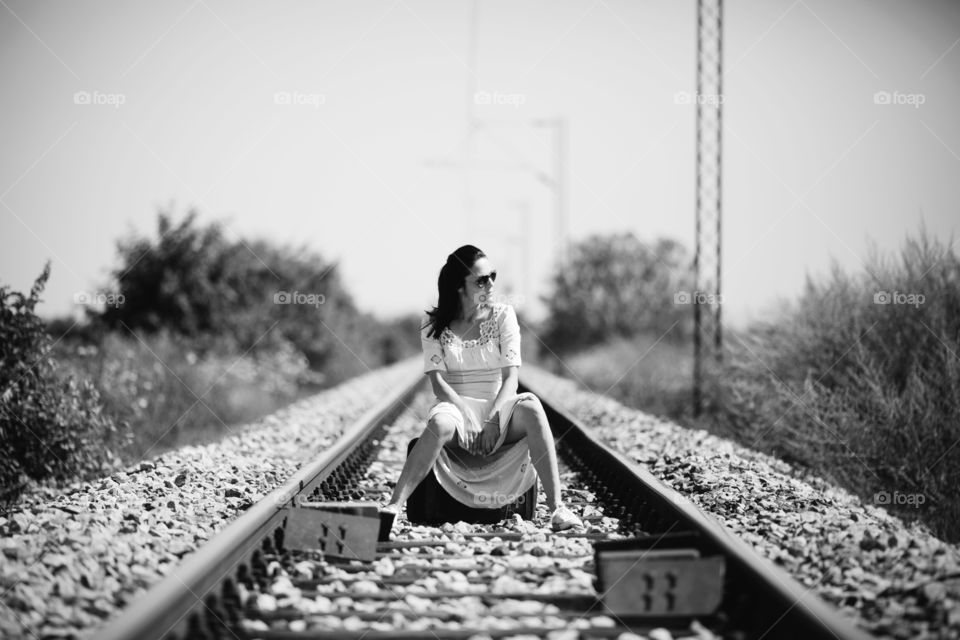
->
xmin=97 ymin=372 xmax=874 ymax=640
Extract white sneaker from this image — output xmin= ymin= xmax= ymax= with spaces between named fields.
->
xmin=549 ymin=505 xmax=583 ymax=531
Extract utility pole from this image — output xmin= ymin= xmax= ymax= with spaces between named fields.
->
xmin=471 ymin=200 xmax=530 ymax=307
xmin=693 ymin=0 xmax=724 ymax=417
xmin=555 ymin=119 xmax=568 ymax=268
xmin=516 ymin=199 xmax=532 ymax=300
xmin=532 ymin=118 xmax=568 ymax=274
xmin=463 ymin=0 xmax=479 ymax=239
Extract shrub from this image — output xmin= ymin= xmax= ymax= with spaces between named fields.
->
xmin=708 ymin=226 xmax=960 ymax=540
xmin=1 ymin=263 xmax=130 ymax=505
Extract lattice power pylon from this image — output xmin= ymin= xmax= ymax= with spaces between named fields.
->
xmin=693 ymin=0 xmax=723 ymax=417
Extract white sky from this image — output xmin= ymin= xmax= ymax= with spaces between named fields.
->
xmin=1 ymin=0 xmax=958 ymax=328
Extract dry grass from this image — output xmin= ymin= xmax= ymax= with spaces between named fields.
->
xmin=50 ymin=331 xmax=324 ymax=460
xmin=538 ymin=333 xmax=695 ymax=421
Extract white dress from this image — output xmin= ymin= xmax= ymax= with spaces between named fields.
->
xmin=420 ymin=303 xmax=539 ymax=509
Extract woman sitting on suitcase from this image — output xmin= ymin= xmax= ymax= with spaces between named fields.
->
xmin=382 ymin=244 xmax=583 ymax=531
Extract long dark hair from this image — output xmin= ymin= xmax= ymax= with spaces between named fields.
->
xmin=423 ymin=244 xmax=486 ymax=339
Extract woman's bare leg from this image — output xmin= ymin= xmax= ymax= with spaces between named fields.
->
xmin=387 ymin=414 xmax=458 ymax=508
xmin=501 ymin=396 xmax=562 ymax=510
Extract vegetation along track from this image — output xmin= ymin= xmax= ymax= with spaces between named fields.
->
xmin=97 ymin=372 xmax=874 ymax=640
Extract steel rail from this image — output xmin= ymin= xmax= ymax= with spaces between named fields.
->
xmin=96 ymin=373 xmax=426 ymax=640
xmin=519 ymin=373 xmax=874 ymax=640
xmin=95 ymin=367 xmax=873 ymax=640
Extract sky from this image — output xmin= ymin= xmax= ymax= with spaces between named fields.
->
xmin=1 ymin=0 xmax=958 ymax=328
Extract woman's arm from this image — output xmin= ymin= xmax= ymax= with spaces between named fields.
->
xmin=486 ymin=304 xmax=522 ymax=425
xmin=426 ymin=370 xmax=467 ymax=411
xmin=484 ymin=366 xmax=519 ymax=424
xmin=477 ymin=305 xmax=524 ymax=455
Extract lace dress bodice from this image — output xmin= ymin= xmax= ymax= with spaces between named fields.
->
xmin=421 ymin=303 xmax=522 ymax=398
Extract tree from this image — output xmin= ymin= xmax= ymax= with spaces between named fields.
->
xmin=95 ymin=208 xmax=415 ymax=377
xmin=540 ymin=232 xmax=693 ymax=352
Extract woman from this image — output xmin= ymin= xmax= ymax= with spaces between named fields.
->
xmin=383 ymin=245 xmax=582 ymax=531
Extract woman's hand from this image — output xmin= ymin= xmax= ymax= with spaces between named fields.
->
xmin=459 ymin=408 xmax=484 ymax=454
xmin=477 ymin=420 xmax=500 ymax=455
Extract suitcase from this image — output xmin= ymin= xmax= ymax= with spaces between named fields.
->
xmin=404 ymin=437 xmax=538 ymax=525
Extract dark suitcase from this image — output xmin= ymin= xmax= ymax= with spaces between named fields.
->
xmin=404 ymin=437 xmax=538 ymax=525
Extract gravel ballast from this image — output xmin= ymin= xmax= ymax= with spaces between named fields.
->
xmin=521 ymin=365 xmax=960 ymax=640
xmin=3 ymin=359 xmax=958 ymax=639
xmin=236 ymin=390 xmax=661 ymax=639
xmin=0 ymin=359 xmax=420 ymax=640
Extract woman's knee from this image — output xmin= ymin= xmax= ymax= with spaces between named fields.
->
xmin=514 ymin=394 xmax=545 ymax=428
xmin=425 ymin=414 xmax=458 ymax=442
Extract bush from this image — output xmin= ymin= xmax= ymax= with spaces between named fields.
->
xmin=1 ymin=263 xmax=130 ymax=505
xmin=708 ymin=226 xmax=960 ymax=540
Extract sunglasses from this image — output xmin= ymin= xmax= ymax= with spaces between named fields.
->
xmin=474 ymin=271 xmax=497 ymax=287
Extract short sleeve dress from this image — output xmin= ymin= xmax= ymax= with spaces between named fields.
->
xmin=420 ymin=303 xmax=539 ymax=509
